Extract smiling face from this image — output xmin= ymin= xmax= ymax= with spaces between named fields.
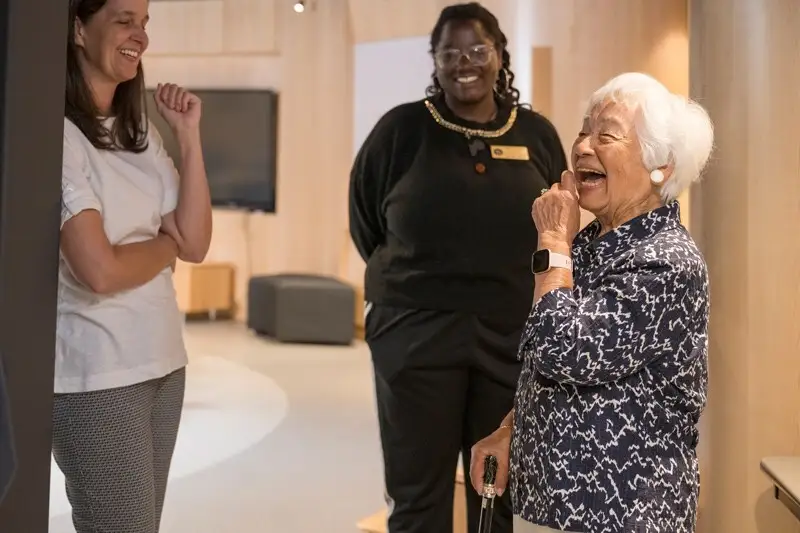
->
xmin=433 ymin=19 xmax=500 ymax=106
xmin=74 ymin=0 xmax=149 ymax=92
xmin=572 ymin=99 xmax=665 ymax=228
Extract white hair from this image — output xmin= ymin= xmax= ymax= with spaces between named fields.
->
xmin=585 ymin=72 xmax=714 ymax=202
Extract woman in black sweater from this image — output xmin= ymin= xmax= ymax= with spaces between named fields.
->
xmin=348 ymin=3 xmax=567 ymax=532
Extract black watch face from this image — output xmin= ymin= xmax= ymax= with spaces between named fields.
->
xmin=531 ymin=250 xmax=549 ymax=274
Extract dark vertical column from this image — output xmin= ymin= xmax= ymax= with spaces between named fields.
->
xmin=0 ymin=0 xmax=68 ymax=531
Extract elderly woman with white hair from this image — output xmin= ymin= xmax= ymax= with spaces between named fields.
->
xmin=469 ymin=72 xmax=714 ymax=533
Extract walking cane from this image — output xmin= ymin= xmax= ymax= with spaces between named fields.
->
xmin=477 ymin=455 xmax=498 ymax=533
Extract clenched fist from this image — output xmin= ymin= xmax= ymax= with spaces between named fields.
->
xmin=153 ymin=83 xmax=202 ymax=134
xmin=532 ymin=170 xmax=581 ymax=245
xmin=469 ymin=425 xmax=512 ymax=497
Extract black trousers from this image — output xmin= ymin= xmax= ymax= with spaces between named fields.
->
xmin=365 ymin=304 xmax=523 ymax=533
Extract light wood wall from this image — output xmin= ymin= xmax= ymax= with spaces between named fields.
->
xmin=145 ymin=0 xmax=353 ymax=320
xmin=147 ymin=0 xmax=279 ymax=56
xmin=690 ymin=1 xmax=800 ymax=532
xmin=347 ymin=0 xmax=515 ymax=44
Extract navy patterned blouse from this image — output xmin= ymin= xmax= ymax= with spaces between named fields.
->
xmin=510 ymin=201 xmax=709 ymax=533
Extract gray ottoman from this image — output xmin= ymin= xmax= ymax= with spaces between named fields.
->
xmin=247 ymin=274 xmax=355 ymax=345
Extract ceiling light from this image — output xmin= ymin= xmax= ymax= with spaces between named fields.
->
xmin=293 ymin=1 xmax=305 ymax=13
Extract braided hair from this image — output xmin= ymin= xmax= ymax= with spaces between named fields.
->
xmin=425 ymin=2 xmax=521 ymax=107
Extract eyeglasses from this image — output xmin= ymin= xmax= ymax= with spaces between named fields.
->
xmin=434 ymin=44 xmax=495 ymax=69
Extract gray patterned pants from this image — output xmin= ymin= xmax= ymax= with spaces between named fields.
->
xmin=52 ymin=367 xmax=186 ymax=533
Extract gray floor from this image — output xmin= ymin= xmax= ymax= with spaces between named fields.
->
xmin=49 ymin=321 xmax=387 ymax=533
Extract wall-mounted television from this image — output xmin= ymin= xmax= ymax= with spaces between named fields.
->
xmin=145 ymin=88 xmax=279 ymax=213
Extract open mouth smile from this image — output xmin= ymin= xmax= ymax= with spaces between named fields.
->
xmin=119 ymin=48 xmax=141 ymax=61
xmin=576 ymin=167 xmax=607 ymax=189
xmin=454 ymin=69 xmax=481 ymax=85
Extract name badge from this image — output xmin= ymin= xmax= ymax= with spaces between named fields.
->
xmin=489 ymin=145 xmax=530 ymax=161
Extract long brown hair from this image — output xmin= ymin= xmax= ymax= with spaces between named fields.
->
xmin=66 ymin=0 xmax=149 ymax=152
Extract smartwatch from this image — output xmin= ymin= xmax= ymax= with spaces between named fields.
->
xmin=531 ymin=249 xmax=573 ymax=274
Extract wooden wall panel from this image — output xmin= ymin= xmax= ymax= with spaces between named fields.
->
xmin=531 ymin=46 xmax=553 ymax=118
xmin=222 ymin=0 xmax=279 ymax=54
xmin=690 ymin=1 xmax=800 ymax=532
xmin=147 ymin=0 xmax=224 ymax=55
xmin=274 ymin=0 xmax=354 ymax=277
xmin=147 ymin=0 xmax=279 ymax=57
xmin=142 ymin=55 xmax=281 ymax=89
xmin=346 ymin=0 xmax=516 ymax=44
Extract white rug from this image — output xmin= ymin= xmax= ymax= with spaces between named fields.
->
xmin=49 ymin=356 xmax=289 ymax=519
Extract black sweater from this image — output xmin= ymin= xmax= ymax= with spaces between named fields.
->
xmin=349 ymin=95 xmax=567 ymax=325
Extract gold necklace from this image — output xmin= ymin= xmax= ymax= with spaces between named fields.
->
xmin=424 ymin=99 xmax=517 ymax=139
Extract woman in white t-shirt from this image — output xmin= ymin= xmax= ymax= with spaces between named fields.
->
xmin=54 ymin=0 xmax=212 ymax=531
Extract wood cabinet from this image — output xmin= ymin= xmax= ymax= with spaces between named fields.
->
xmin=173 ymin=261 xmax=236 ymax=317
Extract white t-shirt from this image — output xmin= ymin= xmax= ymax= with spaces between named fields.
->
xmin=55 ymin=117 xmax=187 ymax=394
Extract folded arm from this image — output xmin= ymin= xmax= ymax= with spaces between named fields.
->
xmin=61 ymin=211 xmax=178 ymax=295
xmin=60 ymin=132 xmax=178 ymax=294
xmin=155 ymin=126 xmax=212 ymax=263
xmin=521 ymin=259 xmax=703 ymax=386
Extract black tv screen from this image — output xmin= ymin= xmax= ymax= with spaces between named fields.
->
xmin=145 ymin=88 xmax=278 ymax=213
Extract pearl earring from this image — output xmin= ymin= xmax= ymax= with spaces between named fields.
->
xmin=650 ymin=169 xmax=664 ymax=185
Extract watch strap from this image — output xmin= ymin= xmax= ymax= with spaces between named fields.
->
xmin=532 ymin=249 xmax=573 ymax=274
xmin=548 ymin=251 xmax=573 ymax=271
